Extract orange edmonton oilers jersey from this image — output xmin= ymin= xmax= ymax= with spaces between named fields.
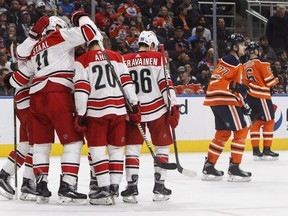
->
xmin=203 ymin=54 xmax=243 ymax=107
xmin=243 ymin=57 xmax=278 ymax=99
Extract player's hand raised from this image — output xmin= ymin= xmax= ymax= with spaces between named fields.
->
xmin=29 ymin=16 xmax=49 ymax=40
xmin=71 ymin=10 xmax=88 ymax=27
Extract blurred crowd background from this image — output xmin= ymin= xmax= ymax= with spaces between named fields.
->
xmin=0 ymin=0 xmax=288 ymax=96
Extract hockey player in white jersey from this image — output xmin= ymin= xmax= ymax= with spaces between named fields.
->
xmin=122 ymin=31 xmax=180 ymax=203
xmin=73 ymin=30 xmax=140 ymax=205
xmin=0 ymin=76 xmax=35 ymax=201
xmin=0 ymin=16 xmax=50 ymax=201
xmin=8 ymin=12 xmax=100 ymax=204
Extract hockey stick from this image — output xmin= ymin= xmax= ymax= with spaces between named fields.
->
xmin=10 ymin=43 xmax=18 ymax=199
xmin=160 ymin=44 xmax=197 ymax=177
xmin=98 ymin=42 xmax=177 ymax=170
xmin=13 ymin=96 xmax=18 ymax=199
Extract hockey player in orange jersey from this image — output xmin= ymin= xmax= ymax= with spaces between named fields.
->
xmin=202 ymin=33 xmax=252 ymax=182
xmin=243 ymin=42 xmax=280 ymax=161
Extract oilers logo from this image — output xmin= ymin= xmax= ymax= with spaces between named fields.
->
xmin=273 ymin=104 xmax=282 ymax=131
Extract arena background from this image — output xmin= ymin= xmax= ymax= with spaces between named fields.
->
xmin=1 ymin=95 xmax=287 ymax=157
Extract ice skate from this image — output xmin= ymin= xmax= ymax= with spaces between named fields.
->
xmin=0 ymin=169 xmax=15 ymax=200
xmin=228 ymin=158 xmax=252 ymax=182
xmin=89 ymin=176 xmax=98 ymax=196
xmin=121 ymin=175 xmax=139 ymax=204
xmin=89 ymin=186 xmax=113 ymax=205
xmin=35 ymin=175 xmax=51 ymax=204
xmin=201 ymin=157 xmax=224 ymax=181
xmin=252 ymin=147 xmax=263 ymax=161
xmin=152 ymin=173 xmax=171 ymax=202
xmin=20 ymin=177 xmax=36 ymax=201
xmin=262 ymin=147 xmax=279 ymax=161
xmin=110 ymin=184 xmax=119 ymax=205
xmin=57 ymin=179 xmax=87 ymax=205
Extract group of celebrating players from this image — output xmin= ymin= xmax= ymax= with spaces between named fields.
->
xmin=0 ymin=9 xmax=280 ymax=206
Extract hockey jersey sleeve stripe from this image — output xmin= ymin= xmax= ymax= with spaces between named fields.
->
xmin=120 ymin=74 xmax=133 ymax=86
xmin=74 ymin=80 xmax=91 ymax=95
xmin=81 ymin=24 xmax=97 ymax=42
xmin=12 ymin=71 xmax=30 ymax=87
xmin=158 ymin=78 xmax=173 ymax=92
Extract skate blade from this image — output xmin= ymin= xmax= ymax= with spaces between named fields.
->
xmin=90 ymin=196 xmax=113 ymax=205
xmin=57 ymin=196 xmax=87 ymax=205
xmin=262 ymin=156 xmax=279 ymax=161
xmin=0 ymin=187 xmax=14 ymax=200
xmin=36 ymin=195 xmax=50 ymax=204
xmin=227 ymin=175 xmax=251 ymax=182
xmin=152 ymin=194 xmax=170 ymax=202
xmin=123 ymin=195 xmax=138 ymax=204
xmin=20 ymin=192 xmax=36 ymax=201
xmin=201 ymin=174 xmax=223 ymax=181
xmin=253 ymin=156 xmax=263 ymax=161
xmin=111 ymin=195 xmax=118 ymax=205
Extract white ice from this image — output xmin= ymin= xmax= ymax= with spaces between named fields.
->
xmin=0 ymin=151 xmax=288 ymax=216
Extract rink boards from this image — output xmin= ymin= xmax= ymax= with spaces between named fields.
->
xmin=1 ymin=95 xmax=288 ymax=156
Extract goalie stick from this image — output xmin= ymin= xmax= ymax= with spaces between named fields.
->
xmin=98 ymin=42 xmax=177 ymax=170
xmin=160 ymin=44 xmax=197 ymax=177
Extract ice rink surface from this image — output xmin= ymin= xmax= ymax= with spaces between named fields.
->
xmin=0 ymin=150 xmax=288 ymax=216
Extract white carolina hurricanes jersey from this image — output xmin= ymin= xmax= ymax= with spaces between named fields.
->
xmin=123 ymin=51 xmax=177 ymax=122
xmin=10 ymin=17 xmax=97 ymax=94
xmin=74 ymin=49 xmax=138 ymax=117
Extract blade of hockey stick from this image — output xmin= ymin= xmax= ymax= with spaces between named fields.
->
xmin=172 ymin=130 xmax=197 ymax=177
xmin=160 ymin=44 xmax=197 ymax=176
xmin=98 ymin=42 xmax=177 ymax=170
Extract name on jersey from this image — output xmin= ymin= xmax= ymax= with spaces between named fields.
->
xmin=244 ymin=61 xmax=254 ymax=68
xmin=94 ymin=53 xmax=106 ymax=61
xmin=125 ymin=58 xmax=158 ymax=67
xmin=32 ymin=41 xmax=49 ymax=56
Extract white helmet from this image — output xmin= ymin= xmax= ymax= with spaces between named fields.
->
xmin=45 ymin=16 xmax=68 ymax=34
xmin=138 ymin=30 xmax=159 ymax=51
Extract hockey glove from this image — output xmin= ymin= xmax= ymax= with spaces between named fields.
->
xmin=74 ymin=115 xmax=88 ymax=132
xmin=168 ymin=105 xmax=180 ymax=129
xmin=71 ymin=10 xmax=88 ymax=27
xmin=229 ymin=81 xmax=250 ymax=98
xmin=241 ymin=104 xmax=252 ymax=116
xmin=128 ymin=103 xmax=141 ymax=124
xmin=29 ymin=16 xmax=49 ymax=40
xmin=3 ymin=72 xmax=13 ymax=90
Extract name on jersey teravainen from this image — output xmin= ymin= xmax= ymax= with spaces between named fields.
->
xmin=32 ymin=41 xmax=49 ymax=56
xmin=125 ymin=58 xmax=158 ymax=67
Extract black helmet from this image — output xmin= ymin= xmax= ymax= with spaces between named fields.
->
xmin=226 ymin=33 xmax=245 ymax=49
xmin=246 ymin=41 xmax=260 ymax=52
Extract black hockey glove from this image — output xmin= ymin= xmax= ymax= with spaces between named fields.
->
xmin=74 ymin=115 xmax=88 ymax=132
xmin=229 ymin=81 xmax=250 ymax=98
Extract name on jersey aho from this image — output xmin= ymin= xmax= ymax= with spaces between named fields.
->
xmin=94 ymin=53 xmax=106 ymax=61
xmin=125 ymin=58 xmax=158 ymax=67
xmin=32 ymin=41 xmax=49 ymax=56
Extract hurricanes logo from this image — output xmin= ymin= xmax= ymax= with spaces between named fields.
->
xmin=63 ymin=134 xmax=68 ymax=140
